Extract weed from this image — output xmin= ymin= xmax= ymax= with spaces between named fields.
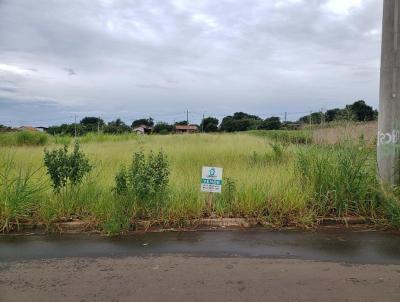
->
xmin=44 ymin=141 xmax=92 ymax=192
xmin=114 ymin=150 xmax=170 ymax=217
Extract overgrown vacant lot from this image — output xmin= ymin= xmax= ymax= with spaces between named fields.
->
xmin=1 ymin=131 xmax=400 ymax=234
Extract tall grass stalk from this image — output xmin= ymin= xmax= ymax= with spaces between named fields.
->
xmin=0 ymin=154 xmax=46 ymax=231
xmin=296 ymin=142 xmax=379 ymax=217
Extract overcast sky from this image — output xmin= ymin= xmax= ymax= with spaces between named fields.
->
xmin=0 ymin=0 xmax=382 ymax=126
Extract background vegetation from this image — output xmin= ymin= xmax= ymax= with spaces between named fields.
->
xmin=0 ymin=100 xmax=376 ymax=138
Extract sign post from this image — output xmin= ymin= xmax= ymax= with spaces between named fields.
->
xmin=201 ymin=166 xmax=223 ymax=213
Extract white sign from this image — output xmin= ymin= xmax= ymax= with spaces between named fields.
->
xmin=201 ymin=166 xmax=223 ymax=193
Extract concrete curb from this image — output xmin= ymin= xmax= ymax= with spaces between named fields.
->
xmin=4 ymin=216 xmax=373 ymax=234
xmin=317 ymin=217 xmax=368 ymax=226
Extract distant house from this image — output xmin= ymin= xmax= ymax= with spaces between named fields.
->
xmin=35 ymin=127 xmax=48 ymax=132
xmin=175 ymin=125 xmax=199 ymax=134
xmin=132 ymin=125 xmax=153 ymax=135
xmin=18 ymin=126 xmax=38 ymax=132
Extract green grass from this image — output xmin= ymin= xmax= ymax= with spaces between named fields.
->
xmin=0 ymin=131 xmax=49 ymax=146
xmin=0 ymin=132 xmax=399 ymax=234
xmin=0 ymin=131 xmax=140 ymax=147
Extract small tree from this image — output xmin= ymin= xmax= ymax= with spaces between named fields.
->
xmin=103 ymin=119 xmax=131 ymax=134
xmin=219 ymin=112 xmax=261 ymax=132
xmin=175 ymin=121 xmax=188 ymax=126
xmin=347 ymin=100 xmax=376 ymax=122
xmin=44 ymin=142 xmax=92 ymax=192
xmin=153 ymin=122 xmax=174 ymax=134
xmin=258 ymin=117 xmax=282 ymax=130
xmin=200 ymin=117 xmax=219 ymax=132
xmin=131 ymin=118 xmax=154 ymax=128
xmin=80 ymin=117 xmax=105 ymax=133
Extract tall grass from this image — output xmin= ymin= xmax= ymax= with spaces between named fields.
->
xmin=249 ymin=130 xmax=312 ymax=144
xmin=0 ymin=133 xmax=399 ymax=233
xmin=0 ymin=131 xmax=48 ymax=146
xmin=0 ymin=131 xmax=139 ymax=147
xmin=0 ymin=154 xmax=46 ymax=231
xmin=296 ymin=142 xmax=379 ymax=217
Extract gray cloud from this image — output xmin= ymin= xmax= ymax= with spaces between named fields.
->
xmin=0 ymin=0 xmax=382 ymax=125
xmin=0 ymin=87 xmax=17 ymax=93
xmin=64 ymin=68 xmax=76 ymax=76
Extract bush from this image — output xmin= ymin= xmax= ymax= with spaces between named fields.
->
xmin=44 ymin=142 xmax=92 ymax=192
xmin=114 ymin=150 xmax=170 ymax=216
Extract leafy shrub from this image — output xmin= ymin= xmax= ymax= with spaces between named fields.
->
xmin=44 ymin=142 xmax=92 ymax=192
xmin=114 ymin=150 xmax=170 ymax=216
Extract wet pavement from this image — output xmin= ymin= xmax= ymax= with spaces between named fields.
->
xmin=1 ymin=229 xmax=400 ymax=264
xmin=1 ymin=229 xmax=400 ymax=302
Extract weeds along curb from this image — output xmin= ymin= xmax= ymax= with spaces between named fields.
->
xmin=4 ymin=217 xmax=374 ymax=235
xmin=316 ymin=217 xmax=369 ymax=226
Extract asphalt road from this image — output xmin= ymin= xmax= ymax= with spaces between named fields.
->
xmin=1 ymin=229 xmax=400 ymax=302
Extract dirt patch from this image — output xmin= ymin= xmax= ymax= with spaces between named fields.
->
xmin=313 ymin=122 xmax=377 ymax=144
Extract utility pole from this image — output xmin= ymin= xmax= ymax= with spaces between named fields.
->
xmin=378 ymin=0 xmax=400 ymax=185
xmin=309 ymin=111 xmax=312 ymax=128
xmin=74 ymin=115 xmax=77 ymax=138
xmin=202 ymin=114 xmax=205 ymax=133
xmin=320 ymin=108 xmax=325 ymax=127
xmin=97 ymin=117 xmax=100 ymax=135
xmin=284 ymin=112 xmax=287 ymax=124
xmin=186 ymin=110 xmax=189 ymax=133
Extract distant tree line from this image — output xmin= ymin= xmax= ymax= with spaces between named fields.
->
xmin=0 ymin=124 xmax=13 ymax=132
xmin=298 ymin=100 xmax=378 ymax=125
xmin=1 ymin=100 xmax=378 ymax=136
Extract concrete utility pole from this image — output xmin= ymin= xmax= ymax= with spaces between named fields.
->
xmin=378 ymin=0 xmax=400 ymax=185
xmin=74 ymin=115 xmax=77 ymax=138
